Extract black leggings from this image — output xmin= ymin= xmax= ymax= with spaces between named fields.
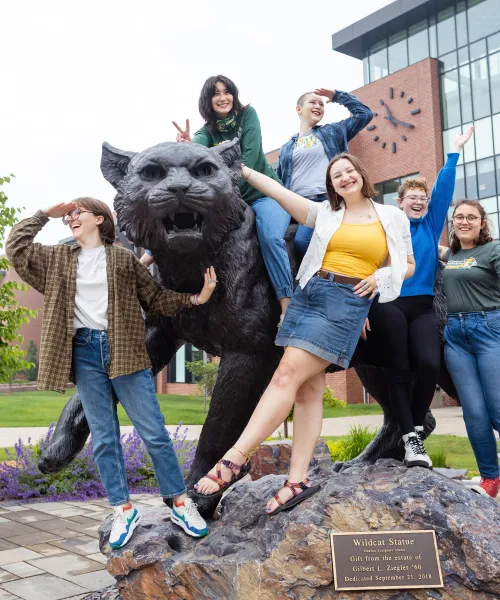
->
xmin=368 ymin=295 xmax=441 ymax=435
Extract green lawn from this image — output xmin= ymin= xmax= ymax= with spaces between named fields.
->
xmin=323 ymin=434 xmax=500 ymax=478
xmin=0 ymin=391 xmax=209 ymax=427
xmin=0 ymin=391 xmax=382 ymax=427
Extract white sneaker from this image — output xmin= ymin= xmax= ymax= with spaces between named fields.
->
xmin=171 ymin=497 xmax=208 ymax=538
xmin=109 ymin=503 xmax=141 ymax=549
xmin=403 ymin=432 xmax=433 ymax=469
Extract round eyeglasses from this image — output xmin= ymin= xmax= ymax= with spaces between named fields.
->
xmin=452 ymin=214 xmax=480 ymax=224
xmin=62 ymin=208 xmax=93 ymax=225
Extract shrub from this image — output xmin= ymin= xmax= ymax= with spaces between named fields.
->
xmin=327 ymin=426 xmax=377 ymax=463
xmin=323 ymin=386 xmax=346 ymax=409
xmin=327 ymin=440 xmax=347 ymax=462
xmin=429 ymin=448 xmax=448 ymax=468
xmin=0 ymin=423 xmax=196 ymax=502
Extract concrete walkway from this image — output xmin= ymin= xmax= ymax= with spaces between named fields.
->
xmin=0 ymin=408 xmax=467 ymax=448
xmin=0 ymin=494 xmax=164 ymax=599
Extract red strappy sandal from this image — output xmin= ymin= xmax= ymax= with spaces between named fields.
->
xmin=193 ymin=447 xmax=252 ymax=500
xmin=268 ymin=478 xmax=320 ymax=515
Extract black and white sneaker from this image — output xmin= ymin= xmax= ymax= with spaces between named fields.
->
xmin=403 ymin=432 xmax=433 ymax=469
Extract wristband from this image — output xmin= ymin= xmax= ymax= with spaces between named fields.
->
xmin=194 ymin=293 xmax=199 ymax=306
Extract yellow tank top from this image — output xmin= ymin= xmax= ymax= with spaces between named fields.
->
xmin=321 ymin=220 xmax=388 ymax=279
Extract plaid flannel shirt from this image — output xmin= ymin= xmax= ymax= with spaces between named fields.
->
xmin=6 ymin=210 xmax=192 ymax=393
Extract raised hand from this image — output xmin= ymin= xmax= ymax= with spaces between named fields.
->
xmin=173 ymin=119 xmax=191 ymax=143
xmin=454 ymin=126 xmax=474 ymax=152
xmin=42 ymin=201 xmax=77 ymax=219
xmin=197 ymin=267 xmax=217 ymax=305
xmin=313 ymin=88 xmax=337 ymax=103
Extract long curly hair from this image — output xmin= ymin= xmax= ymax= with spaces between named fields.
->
xmin=326 ymin=153 xmax=377 ymax=211
xmin=198 ymin=75 xmax=247 ymax=132
xmin=449 ymin=199 xmax=493 ymax=254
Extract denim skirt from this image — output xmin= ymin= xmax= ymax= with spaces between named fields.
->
xmin=276 ymin=273 xmax=372 ymax=368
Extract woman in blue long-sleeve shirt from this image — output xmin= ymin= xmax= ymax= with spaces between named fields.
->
xmin=367 ymin=127 xmax=474 ymax=468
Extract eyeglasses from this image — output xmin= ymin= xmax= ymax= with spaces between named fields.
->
xmin=402 ymin=195 xmax=430 ymax=204
xmin=62 ymin=208 xmax=93 ymax=225
xmin=452 ymin=214 xmax=480 ymax=223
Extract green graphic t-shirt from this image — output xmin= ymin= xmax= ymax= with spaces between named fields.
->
xmin=443 ymin=241 xmax=500 ymax=313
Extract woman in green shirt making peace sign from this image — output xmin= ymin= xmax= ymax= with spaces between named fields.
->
xmin=174 ymin=75 xmax=293 ymax=324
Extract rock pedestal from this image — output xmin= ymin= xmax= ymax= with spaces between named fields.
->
xmin=101 ymin=459 xmax=500 ymax=600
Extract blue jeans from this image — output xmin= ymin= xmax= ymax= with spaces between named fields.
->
xmin=72 ymin=328 xmax=186 ymax=505
xmin=444 ymin=311 xmax=500 ymax=479
xmin=294 ymin=193 xmax=327 ymax=257
xmin=251 ymin=196 xmax=293 ymax=301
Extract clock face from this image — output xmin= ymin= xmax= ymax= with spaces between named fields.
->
xmin=367 ymin=87 xmax=421 ymax=153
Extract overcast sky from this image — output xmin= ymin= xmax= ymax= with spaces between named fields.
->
xmin=0 ymin=0 xmax=392 ymax=246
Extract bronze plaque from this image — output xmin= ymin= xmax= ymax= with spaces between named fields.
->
xmin=331 ymin=530 xmax=443 ymax=591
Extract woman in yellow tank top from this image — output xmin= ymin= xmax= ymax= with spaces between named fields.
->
xmin=194 ymin=153 xmax=415 ymax=515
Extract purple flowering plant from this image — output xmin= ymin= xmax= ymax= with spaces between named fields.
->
xmin=0 ymin=423 xmax=196 ymax=502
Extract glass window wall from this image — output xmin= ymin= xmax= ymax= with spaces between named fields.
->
xmin=438 ymin=6 xmax=457 ymax=56
xmin=388 ymin=31 xmax=408 ymax=74
xmin=408 ymin=20 xmax=429 ymax=65
xmin=471 ymin=58 xmax=491 ymax=119
xmin=477 ymin=157 xmax=496 ymax=198
xmin=474 ymin=116 xmax=494 ymax=159
xmin=441 ymin=70 xmax=461 ymax=128
xmin=467 ymin=0 xmax=500 ymax=44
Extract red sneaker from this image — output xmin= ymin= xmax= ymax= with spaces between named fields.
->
xmin=471 ymin=477 xmax=500 ymax=498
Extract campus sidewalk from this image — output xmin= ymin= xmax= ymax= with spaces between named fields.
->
xmin=0 ymin=407 xmax=467 ymax=447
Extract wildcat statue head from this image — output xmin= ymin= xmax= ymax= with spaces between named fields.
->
xmin=101 ymin=139 xmax=246 ymax=256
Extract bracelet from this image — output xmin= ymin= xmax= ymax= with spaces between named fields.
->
xmin=244 ymin=169 xmax=253 ymax=183
xmin=194 ymin=293 xmax=199 ymax=306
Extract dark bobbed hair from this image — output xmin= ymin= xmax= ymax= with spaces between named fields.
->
xmin=75 ymin=197 xmax=116 ymax=244
xmin=449 ymin=199 xmax=493 ymax=254
xmin=199 ymin=75 xmax=247 ymax=132
xmin=326 ymin=153 xmax=378 ymax=211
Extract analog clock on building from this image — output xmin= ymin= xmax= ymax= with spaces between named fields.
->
xmin=367 ymin=87 xmax=421 ymax=153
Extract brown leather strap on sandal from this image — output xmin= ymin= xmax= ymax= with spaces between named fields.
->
xmin=274 ymin=478 xmax=310 ymax=505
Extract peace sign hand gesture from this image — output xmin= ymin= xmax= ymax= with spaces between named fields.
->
xmin=173 ymin=119 xmax=191 ymax=143
xmin=313 ymin=88 xmax=337 ymax=103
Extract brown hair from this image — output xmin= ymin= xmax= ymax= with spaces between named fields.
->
xmin=297 ymin=92 xmax=315 ymax=106
xmin=449 ymin=199 xmax=493 ymax=253
xmin=397 ymin=178 xmax=429 ymax=199
xmin=74 ymin=197 xmax=116 ymax=244
xmin=326 ymin=153 xmax=377 ymax=211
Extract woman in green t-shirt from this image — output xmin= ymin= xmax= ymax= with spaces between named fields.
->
xmin=173 ymin=75 xmax=293 ymax=323
xmin=443 ymin=199 xmax=500 ymax=500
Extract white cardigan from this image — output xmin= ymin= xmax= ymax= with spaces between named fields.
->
xmin=297 ymin=200 xmax=413 ymax=303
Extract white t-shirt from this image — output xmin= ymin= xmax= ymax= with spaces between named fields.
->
xmin=73 ymin=245 xmax=108 ymax=332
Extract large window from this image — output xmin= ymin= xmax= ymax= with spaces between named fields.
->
xmin=467 ymin=0 xmax=500 ymax=44
xmin=408 ymin=20 xmax=429 ymax=65
xmin=388 ymin=31 xmax=408 ymax=74
xmin=167 ymin=344 xmax=208 ymax=384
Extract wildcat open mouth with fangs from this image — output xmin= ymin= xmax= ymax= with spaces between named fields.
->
xmin=163 ymin=209 xmax=204 ymax=237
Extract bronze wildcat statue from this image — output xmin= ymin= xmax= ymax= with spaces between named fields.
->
xmin=38 ymin=139 xmax=457 ymax=514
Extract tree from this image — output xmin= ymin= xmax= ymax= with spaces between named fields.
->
xmin=185 ymin=359 xmax=219 ymax=414
xmin=0 ymin=175 xmax=38 ymax=384
xmin=24 ymin=340 xmax=38 ymax=381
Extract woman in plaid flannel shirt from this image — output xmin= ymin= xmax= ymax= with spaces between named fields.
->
xmin=7 ymin=197 xmax=217 ymax=548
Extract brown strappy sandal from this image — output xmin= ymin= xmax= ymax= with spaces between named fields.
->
xmin=267 ymin=478 xmax=321 ymax=516
xmin=193 ymin=447 xmax=252 ymax=500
